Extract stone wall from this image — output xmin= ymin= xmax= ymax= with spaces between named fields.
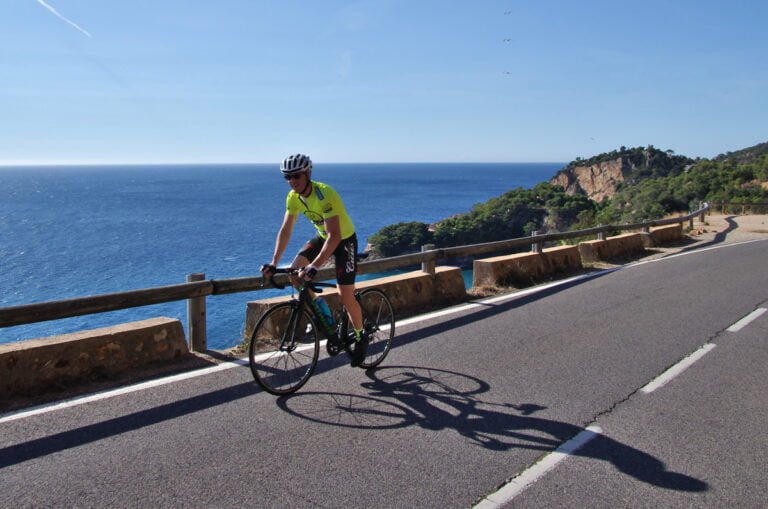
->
xmin=473 ymin=245 xmax=582 ymax=287
xmin=0 ymin=317 xmax=188 ymax=397
xmin=474 ymin=232 xmax=654 ymax=287
xmin=577 ymin=233 xmax=646 ymax=264
xmin=649 ymin=224 xmax=683 ymax=246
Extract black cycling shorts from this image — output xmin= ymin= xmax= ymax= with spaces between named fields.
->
xmin=298 ymin=234 xmax=358 ymax=285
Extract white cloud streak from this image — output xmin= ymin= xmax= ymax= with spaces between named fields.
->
xmin=35 ymin=0 xmax=92 ymax=38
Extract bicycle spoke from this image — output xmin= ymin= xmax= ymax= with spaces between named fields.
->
xmin=249 ymin=303 xmax=319 ymax=395
xmin=357 ymin=289 xmax=394 ymax=369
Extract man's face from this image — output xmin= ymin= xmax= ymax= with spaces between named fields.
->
xmin=285 ymin=171 xmax=308 ymax=192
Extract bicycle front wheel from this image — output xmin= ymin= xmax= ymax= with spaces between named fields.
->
xmin=357 ymin=289 xmax=395 ymax=369
xmin=249 ymin=302 xmax=320 ymax=395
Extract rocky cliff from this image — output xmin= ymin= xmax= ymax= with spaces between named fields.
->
xmin=549 ymin=157 xmax=634 ymax=202
xmin=550 ymin=146 xmax=698 ymax=202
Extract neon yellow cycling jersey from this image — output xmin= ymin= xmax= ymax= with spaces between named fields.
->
xmin=286 ymin=181 xmax=356 ymax=239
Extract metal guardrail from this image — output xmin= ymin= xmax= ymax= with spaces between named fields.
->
xmin=0 ymin=203 xmax=712 ymax=351
xmin=711 ymin=202 xmax=768 ymax=214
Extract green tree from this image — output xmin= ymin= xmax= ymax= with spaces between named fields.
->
xmin=368 ymin=222 xmax=432 ymax=257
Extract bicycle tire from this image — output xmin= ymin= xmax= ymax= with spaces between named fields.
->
xmin=249 ymin=302 xmax=320 ymax=395
xmin=357 ymin=288 xmax=395 ymax=369
xmin=278 ymin=392 xmax=415 ymax=429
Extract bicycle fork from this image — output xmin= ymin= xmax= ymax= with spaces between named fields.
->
xmin=279 ymin=301 xmax=303 ymax=352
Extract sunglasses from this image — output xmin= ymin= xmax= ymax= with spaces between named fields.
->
xmin=284 ymin=173 xmax=306 ymax=180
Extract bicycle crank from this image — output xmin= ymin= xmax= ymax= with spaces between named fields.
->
xmin=326 ymin=339 xmax=343 ymax=356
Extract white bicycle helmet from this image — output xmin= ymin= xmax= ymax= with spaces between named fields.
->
xmin=280 ymin=154 xmax=313 ymax=175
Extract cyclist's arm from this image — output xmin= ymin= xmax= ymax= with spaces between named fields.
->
xmin=309 ymin=215 xmax=342 ymax=269
xmin=270 ymin=211 xmax=297 ymax=266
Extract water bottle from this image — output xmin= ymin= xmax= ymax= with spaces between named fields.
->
xmin=312 ymin=297 xmax=335 ymax=330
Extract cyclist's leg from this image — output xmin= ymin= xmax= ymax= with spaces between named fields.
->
xmin=340 ymin=283 xmax=367 ymax=366
xmin=338 ymin=283 xmax=362 ymax=330
xmin=288 ymin=253 xmax=310 ymax=289
xmin=289 ymin=253 xmax=310 ymax=268
xmin=334 ymin=234 xmax=362 ymax=330
xmin=334 ymin=235 xmax=369 ymax=366
xmin=290 ymin=237 xmax=322 ymax=291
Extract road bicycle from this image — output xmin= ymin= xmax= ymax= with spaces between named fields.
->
xmin=248 ymin=267 xmax=395 ymax=395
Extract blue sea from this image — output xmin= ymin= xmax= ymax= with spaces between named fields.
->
xmin=0 ymin=163 xmax=563 ymax=350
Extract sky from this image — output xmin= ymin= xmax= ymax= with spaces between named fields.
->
xmin=1 ymin=0 xmax=766 ymax=165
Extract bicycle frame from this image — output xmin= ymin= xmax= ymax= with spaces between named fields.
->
xmin=270 ymin=270 xmax=353 ymax=353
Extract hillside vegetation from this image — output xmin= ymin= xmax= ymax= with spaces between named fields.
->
xmin=368 ymin=141 xmax=768 ymax=257
xmin=598 ymin=151 xmax=768 ymax=224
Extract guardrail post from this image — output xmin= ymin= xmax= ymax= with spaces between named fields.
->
xmin=187 ymin=273 xmax=207 ymax=352
xmin=531 ymin=231 xmax=542 ymax=253
xmin=597 ymin=224 xmax=606 ymax=241
xmin=421 ymin=244 xmax=436 ymax=275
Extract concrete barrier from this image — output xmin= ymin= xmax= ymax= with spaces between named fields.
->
xmin=0 ymin=317 xmax=188 ymax=397
xmin=577 ymin=233 xmax=646 ymax=263
xmin=649 ymin=224 xmax=683 ymax=246
xmin=543 ymin=245 xmax=582 ymax=272
xmin=245 ymin=266 xmax=467 ymax=340
xmin=472 ymin=245 xmax=582 ymax=287
xmin=473 ymin=230 xmax=661 ymax=287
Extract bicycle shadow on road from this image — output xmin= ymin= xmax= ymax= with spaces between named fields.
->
xmin=277 ymin=365 xmax=708 ymax=493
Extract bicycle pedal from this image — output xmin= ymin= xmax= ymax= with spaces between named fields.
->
xmin=326 ymin=340 xmax=343 ymax=357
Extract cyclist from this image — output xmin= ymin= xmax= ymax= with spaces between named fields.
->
xmin=261 ymin=153 xmax=369 ymax=367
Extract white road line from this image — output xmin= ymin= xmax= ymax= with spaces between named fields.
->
xmin=474 ymin=426 xmax=603 ymax=508
xmin=640 ymin=343 xmax=716 ymax=394
xmin=633 ymin=238 xmax=766 ymax=265
xmin=0 ymin=359 xmax=247 ymax=424
xmin=727 ymin=308 xmax=767 ymax=332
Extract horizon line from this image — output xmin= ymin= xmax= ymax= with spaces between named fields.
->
xmin=0 ymin=161 xmax=568 ymax=168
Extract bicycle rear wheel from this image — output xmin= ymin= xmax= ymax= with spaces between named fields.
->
xmin=249 ymin=302 xmax=320 ymax=395
xmin=357 ymin=289 xmax=395 ymax=369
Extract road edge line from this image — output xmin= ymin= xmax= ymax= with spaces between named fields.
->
xmin=727 ymin=308 xmax=767 ymax=332
xmin=474 ymin=425 xmax=603 ymax=508
xmin=640 ymin=343 xmax=716 ymax=394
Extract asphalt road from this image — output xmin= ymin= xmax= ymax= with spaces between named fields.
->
xmin=1 ymin=238 xmax=767 ymax=508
